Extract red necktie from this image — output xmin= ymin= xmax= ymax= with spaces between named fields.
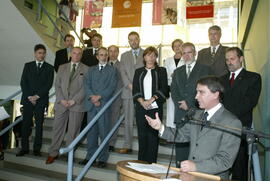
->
xmin=230 ymin=72 xmax=235 ymax=87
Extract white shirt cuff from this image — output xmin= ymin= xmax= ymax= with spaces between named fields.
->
xmin=159 ymin=124 xmax=165 ymax=136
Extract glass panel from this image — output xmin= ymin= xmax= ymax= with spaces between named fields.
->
xmin=74 ymin=0 xmax=238 ymax=63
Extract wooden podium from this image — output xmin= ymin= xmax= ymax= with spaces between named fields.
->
xmin=117 ymin=160 xmax=229 ymax=181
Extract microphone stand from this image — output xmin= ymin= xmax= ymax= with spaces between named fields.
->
xmin=165 ymin=117 xmax=189 ymax=178
xmin=189 ymin=116 xmax=270 ymax=181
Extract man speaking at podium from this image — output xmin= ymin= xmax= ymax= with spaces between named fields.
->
xmin=146 ymin=76 xmax=242 ymax=179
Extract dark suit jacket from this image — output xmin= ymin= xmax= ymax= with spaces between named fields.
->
xmin=197 ymin=45 xmax=228 ymax=77
xmin=171 ymin=62 xmax=213 ymax=122
xmin=54 ymin=48 xmax=70 ymax=72
xmin=220 ymin=69 xmax=262 ymax=128
xmin=81 ymin=48 xmax=99 ymax=67
xmin=162 ymin=106 xmax=242 ymax=179
xmin=132 ymin=66 xmax=169 ymax=106
xmin=20 ymin=61 xmax=54 ymax=106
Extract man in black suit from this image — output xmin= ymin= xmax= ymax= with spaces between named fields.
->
xmin=197 ymin=25 xmax=228 ymax=77
xmin=17 ymin=44 xmax=54 ymax=157
xmin=81 ymin=33 xmax=102 ymax=67
xmin=220 ymin=47 xmax=262 ymax=181
xmin=171 ymin=42 xmax=213 ymax=167
xmin=54 ymin=34 xmax=75 ymax=72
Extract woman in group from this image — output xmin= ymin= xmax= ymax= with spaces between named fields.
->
xmin=133 ymin=46 xmax=168 ymax=163
xmin=164 ymin=39 xmax=184 ymax=128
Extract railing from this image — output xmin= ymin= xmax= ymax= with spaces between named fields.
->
xmin=59 ymin=88 xmax=124 ymax=181
xmin=0 ymin=90 xmax=22 ymax=107
xmin=251 ymin=124 xmax=262 ymax=181
xmin=36 ymin=0 xmax=64 ymax=40
xmin=0 ymin=90 xmax=22 ymax=137
xmin=52 ymin=0 xmax=85 ymax=47
xmin=0 ymin=92 xmax=56 ymax=137
xmin=36 ymin=0 xmax=85 ymax=47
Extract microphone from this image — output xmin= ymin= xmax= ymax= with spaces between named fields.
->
xmin=165 ymin=108 xmax=196 ymax=178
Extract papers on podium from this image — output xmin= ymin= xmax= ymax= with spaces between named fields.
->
xmin=126 ymin=162 xmax=178 ymax=174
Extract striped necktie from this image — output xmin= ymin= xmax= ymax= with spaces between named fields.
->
xmin=200 ymin=111 xmax=209 ymax=131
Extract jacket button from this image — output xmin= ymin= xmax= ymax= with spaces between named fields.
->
xmin=192 ymin=156 xmax=195 ymax=160
xmin=196 ymin=143 xmax=198 ymax=146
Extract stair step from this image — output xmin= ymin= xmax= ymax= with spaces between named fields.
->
xmin=4 ymin=150 xmax=118 ymax=181
xmin=2 ymin=161 xmax=97 ymax=181
xmin=22 ymin=140 xmax=174 ymax=165
xmin=41 ymin=123 xmax=139 ymax=137
xmin=31 ymin=130 xmax=173 ymax=156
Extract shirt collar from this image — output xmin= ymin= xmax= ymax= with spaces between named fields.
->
xmin=230 ymin=67 xmax=243 ymax=79
xmin=211 ymin=44 xmax=220 ymax=53
xmin=93 ymin=47 xmax=99 ymax=54
xmin=71 ymin=62 xmax=79 ymax=66
xmin=35 ymin=60 xmax=44 ymax=66
xmin=185 ymin=60 xmax=196 ymax=71
xmin=99 ymin=63 xmax=106 ymax=67
xmin=205 ymin=103 xmax=222 ymax=121
xmin=132 ymin=48 xmax=140 ymax=55
xmin=109 ymin=60 xmax=117 ymax=64
xmin=67 ymin=47 xmax=72 ymax=53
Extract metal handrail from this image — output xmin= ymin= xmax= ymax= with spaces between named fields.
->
xmin=0 ymin=90 xmax=22 ymax=106
xmin=37 ymin=1 xmax=65 ymax=40
xmin=76 ymin=114 xmax=124 ymax=181
xmin=52 ymin=0 xmax=85 ymax=47
xmin=59 ymin=88 xmax=123 ymax=181
xmin=0 ymin=92 xmax=56 ymax=137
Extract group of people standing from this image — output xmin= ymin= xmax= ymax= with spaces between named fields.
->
xmin=17 ymin=24 xmax=261 ymax=181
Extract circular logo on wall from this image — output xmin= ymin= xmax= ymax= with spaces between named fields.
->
xmin=123 ymin=1 xmax=131 ymax=9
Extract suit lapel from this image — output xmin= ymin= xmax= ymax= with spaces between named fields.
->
xmin=64 ymin=48 xmax=69 ymax=62
xmin=215 ymin=45 xmax=222 ymax=57
xmin=197 ymin=106 xmax=224 ymax=139
xmin=37 ymin=62 xmax=46 ymax=75
xmin=187 ymin=62 xmax=198 ymax=81
xmin=231 ymin=69 xmax=245 ymax=89
xmin=71 ymin=63 xmax=81 ymax=81
xmin=61 ymin=63 xmax=70 ymax=96
xmin=180 ymin=65 xmax=188 ymax=82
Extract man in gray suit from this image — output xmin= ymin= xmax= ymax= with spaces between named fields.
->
xmin=80 ymin=47 xmax=117 ymax=168
xmin=171 ymin=42 xmax=213 ymax=167
xmin=108 ymin=45 xmax=123 ymax=152
xmin=197 ymin=25 xmax=229 ymax=77
xmin=118 ymin=31 xmax=144 ymax=154
xmin=46 ymin=47 xmax=89 ymax=164
xmin=146 ymin=76 xmax=242 ymax=180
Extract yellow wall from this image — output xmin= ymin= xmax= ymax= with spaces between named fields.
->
xmin=239 ymin=0 xmax=270 ymax=179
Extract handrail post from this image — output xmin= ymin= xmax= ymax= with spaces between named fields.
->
xmin=67 ymin=149 xmax=74 ymax=181
xmin=40 ymin=4 xmax=65 ymax=40
xmin=36 ymin=0 xmax=42 ymax=22
xmin=53 ymin=0 xmax=85 ymax=47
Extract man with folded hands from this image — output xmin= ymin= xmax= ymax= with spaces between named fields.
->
xmin=46 ymin=47 xmax=89 ymax=164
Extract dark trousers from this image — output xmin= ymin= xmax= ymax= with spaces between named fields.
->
xmin=135 ymin=105 xmax=161 ymax=163
xmin=21 ymin=102 xmax=46 ymax=152
xmin=232 ymin=140 xmax=248 ymax=181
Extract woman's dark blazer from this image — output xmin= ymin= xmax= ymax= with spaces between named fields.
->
xmin=132 ymin=66 xmax=169 ymax=106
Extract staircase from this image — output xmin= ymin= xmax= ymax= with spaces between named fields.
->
xmin=0 ymin=117 xmax=174 ymax=181
xmin=10 ymin=0 xmax=71 ymax=53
